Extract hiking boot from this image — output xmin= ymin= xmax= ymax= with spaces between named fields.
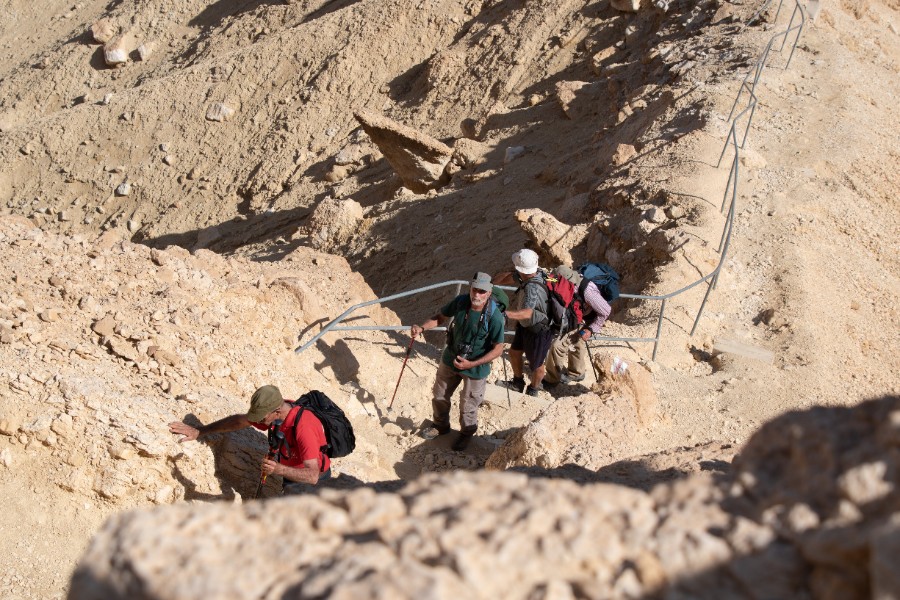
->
xmin=500 ymin=376 xmax=526 ymax=393
xmin=525 ymin=385 xmax=543 ymax=397
xmin=558 ymin=371 xmax=585 ymax=384
xmin=451 ymin=433 xmax=474 ymax=451
xmin=420 ymin=424 xmax=450 ymax=440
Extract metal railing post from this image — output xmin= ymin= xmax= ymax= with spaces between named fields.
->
xmin=652 ymin=299 xmax=667 ymax=361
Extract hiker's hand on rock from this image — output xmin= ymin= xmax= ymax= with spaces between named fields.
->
xmin=453 ymin=356 xmax=474 ymax=370
xmin=262 ymin=458 xmax=281 ymax=476
xmin=169 ymin=421 xmax=199 ymax=443
xmin=410 ymin=324 xmax=423 ymax=338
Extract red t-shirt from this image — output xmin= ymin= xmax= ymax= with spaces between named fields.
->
xmin=252 ymin=405 xmax=330 ymax=473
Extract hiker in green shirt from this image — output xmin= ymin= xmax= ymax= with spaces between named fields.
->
xmin=410 ymin=272 xmax=506 ymax=451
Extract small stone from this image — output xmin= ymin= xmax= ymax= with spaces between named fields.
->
xmin=58 ymin=211 xmax=71 ymax=222
xmin=102 ymin=93 xmax=114 ymax=105
xmin=163 ymin=155 xmax=175 ymax=166
xmin=850 ymin=300 xmax=860 ymax=310
xmin=612 ymin=143 xmax=636 ymax=166
xmin=504 ymin=146 xmax=526 ymax=164
xmin=91 ymin=315 xmax=116 ymax=338
xmin=127 ymin=219 xmax=141 ymax=233
xmin=0 ymin=417 xmax=21 ymax=435
xmin=38 ymin=309 xmax=60 ymax=323
xmin=115 ymin=182 xmax=131 ymax=196
xmin=611 ymin=0 xmax=640 ymax=11
xmin=667 ymin=206 xmax=685 ymax=219
xmin=0 ymin=448 xmax=11 ymax=468
xmin=324 ymin=165 xmax=351 ymax=183
xmin=206 ymin=103 xmax=235 ymax=122
xmin=645 ymin=208 xmax=666 ymax=224
xmin=104 ymin=31 xmax=137 ymax=67
xmin=137 ymin=42 xmax=155 ymax=61
xmin=383 ymin=423 xmax=404 ymax=437
xmin=90 ymin=18 xmax=117 ymax=44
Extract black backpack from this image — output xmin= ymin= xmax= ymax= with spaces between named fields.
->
xmin=289 ymin=390 xmax=355 ymax=458
xmin=577 ymin=262 xmax=621 ymax=302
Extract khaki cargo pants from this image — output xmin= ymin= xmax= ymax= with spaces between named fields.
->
xmin=543 ymin=334 xmax=587 ymax=384
xmin=432 ymin=362 xmax=486 ymax=435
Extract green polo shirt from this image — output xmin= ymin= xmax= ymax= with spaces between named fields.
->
xmin=440 ymin=295 xmax=505 ymax=379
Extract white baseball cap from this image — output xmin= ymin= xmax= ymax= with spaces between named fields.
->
xmin=512 ymin=249 xmax=539 ymax=274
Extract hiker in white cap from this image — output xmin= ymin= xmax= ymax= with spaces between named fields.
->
xmin=493 ymin=249 xmax=553 ymax=397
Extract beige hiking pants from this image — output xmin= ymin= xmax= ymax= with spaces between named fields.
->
xmin=432 ymin=362 xmax=486 ymax=435
xmin=544 ymin=334 xmax=587 ymax=384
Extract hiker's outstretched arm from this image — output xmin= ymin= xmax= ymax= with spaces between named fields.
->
xmin=168 ymin=414 xmax=251 ymax=443
xmin=410 ymin=313 xmax=447 ymax=338
xmin=505 ymin=307 xmax=534 ymax=321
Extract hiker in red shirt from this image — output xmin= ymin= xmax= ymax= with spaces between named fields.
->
xmin=168 ymin=385 xmax=331 ymax=495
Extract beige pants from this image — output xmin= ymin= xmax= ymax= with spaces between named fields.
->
xmin=432 ymin=362 xmax=486 ymax=435
xmin=544 ymin=334 xmax=587 ymax=384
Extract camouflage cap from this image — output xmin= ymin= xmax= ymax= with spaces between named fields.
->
xmin=555 ymin=265 xmax=582 ymax=286
xmin=247 ymin=385 xmax=283 ymax=422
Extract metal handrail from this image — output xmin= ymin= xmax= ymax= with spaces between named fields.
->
xmin=295 ymin=0 xmax=807 ymax=363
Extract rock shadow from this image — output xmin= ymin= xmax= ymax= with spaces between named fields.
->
xmin=168 ymin=413 xmax=271 ymax=501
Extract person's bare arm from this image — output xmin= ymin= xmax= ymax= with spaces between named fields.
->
xmin=168 ymin=414 xmax=251 ymax=443
xmin=504 ymin=307 xmax=534 ymax=321
xmin=410 ymin=313 xmax=448 ymax=338
xmin=263 ymin=458 xmax=320 ymax=485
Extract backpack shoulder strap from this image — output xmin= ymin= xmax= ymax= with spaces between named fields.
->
xmin=288 ymin=399 xmax=327 ymax=467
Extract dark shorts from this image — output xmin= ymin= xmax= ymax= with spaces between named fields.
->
xmin=511 ymin=325 xmax=554 ymax=368
xmin=282 ymin=468 xmax=332 ymax=495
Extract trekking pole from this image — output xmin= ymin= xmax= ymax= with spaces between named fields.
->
xmin=254 ymin=421 xmax=285 ymax=499
xmin=387 ymin=333 xmax=415 ymax=413
xmin=501 ymin=348 xmax=511 ymax=408
xmin=584 ymin=337 xmax=600 ymax=384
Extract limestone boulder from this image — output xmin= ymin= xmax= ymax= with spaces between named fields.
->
xmin=354 ymin=110 xmax=453 ymax=193
xmin=302 ymin=196 xmax=365 ymax=252
xmin=485 ymin=391 xmax=644 ymax=471
xmin=514 ymin=208 xmax=589 ymax=267
xmin=554 ymin=80 xmax=605 ymax=120
xmin=593 ymin=352 xmax=658 ymax=427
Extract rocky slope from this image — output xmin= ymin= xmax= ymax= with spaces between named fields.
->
xmin=0 ymin=0 xmax=896 ymax=597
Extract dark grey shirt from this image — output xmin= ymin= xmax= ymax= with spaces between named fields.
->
xmin=514 ymin=273 xmax=549 ymax=329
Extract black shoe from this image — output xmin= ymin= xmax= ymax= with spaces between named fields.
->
xmin=451 ymin=433 xmax=473 ymax=451
xmin=500 ymin=376 xmax=526 ymax=393
xmin=525 ymin=385 xmax=542 ymax=397
xmin=420 ymin=424 xmax=450 ymax=440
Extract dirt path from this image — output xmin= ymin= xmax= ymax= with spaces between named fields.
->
xmin=647 ymin=1 xmax=900 ymax=453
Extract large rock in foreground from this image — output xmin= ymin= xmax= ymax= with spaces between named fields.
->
xmin=68 ymin=397 xmax=900 ymax=600
xmin=354 ymin=110 xmax=453 ymax=193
